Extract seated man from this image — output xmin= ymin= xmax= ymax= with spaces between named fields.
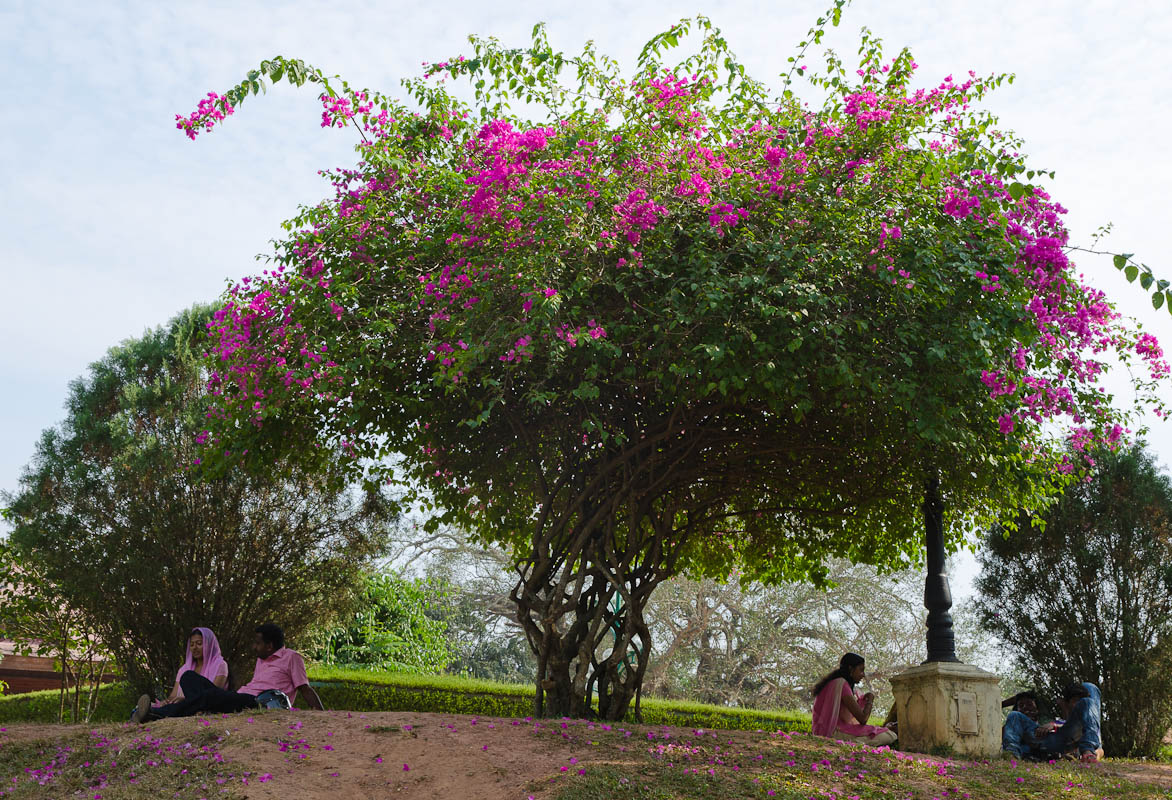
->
xmin=132 ymin=623 xmax=323 ymax=723
xmin=1001 ymin=690 xmax=1050 ymax=758
xmin=1034 ymin=682 xmax=1104 ymax=763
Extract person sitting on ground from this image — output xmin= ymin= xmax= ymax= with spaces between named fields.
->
xmin=1034 ymin=681 xmax=1104 ymax=763
xmin=1000 ymin=690 xmax=1054 ymax=758
xmin=811 ymin=652 xmax=897 ymax=746
xmin=132 ymin=623 xmax=323 ymax=723
xmin=130 ymin=627 xmax=230 ymax=720
xmin=159 ymin=627 xmax=229 ymax=703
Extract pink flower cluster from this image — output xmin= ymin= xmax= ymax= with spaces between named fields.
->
xmin=186 ymin=43 xmax=1166 ymax=480
xmin=321 ymin=91 xmax=374 ymax=129
xmin=175 ymin=92 xmax=233 ymax=140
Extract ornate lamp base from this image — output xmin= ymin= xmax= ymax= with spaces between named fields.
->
xmin=889 ymin=662 xmax=1001 ymax=758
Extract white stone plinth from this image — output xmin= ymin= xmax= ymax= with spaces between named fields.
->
xmin=889 ymin=661 xmax=1001 ymax=758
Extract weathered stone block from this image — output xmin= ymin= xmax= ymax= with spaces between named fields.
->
xmin=889 ymin=661 xmax=1001 ymax=758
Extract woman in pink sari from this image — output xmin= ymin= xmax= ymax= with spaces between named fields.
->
xmin=158 ymin=627 xmax=229 ymax=704
xmin=811 ymin=653 xmax=897 ymax=746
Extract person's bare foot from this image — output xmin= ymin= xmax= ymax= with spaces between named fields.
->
xmin=131 ymin=694 xmax=152 ymax=724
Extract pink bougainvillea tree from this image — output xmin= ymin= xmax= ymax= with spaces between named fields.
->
xmin=180 ymin=9 xmax=1167 ymax=718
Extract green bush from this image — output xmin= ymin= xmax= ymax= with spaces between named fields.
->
xmin=1 ymin=667 xmax=811 ymax=733
xmin=306 ymin=573 xmax=453 ymax=673
xmin=308 ymin=667 xmax=811 ymax=732
xmin=0 ymin=683 xmax=137 ymax=724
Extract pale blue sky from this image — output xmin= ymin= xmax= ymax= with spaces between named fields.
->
xmin=2 ymin=0 xmax=1170 ymax=600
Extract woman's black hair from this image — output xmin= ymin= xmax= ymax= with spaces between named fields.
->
xmin=255 ymin=623 xmax=285 ymax=651
xmin=813 ymin=652 xmax=865 ymax=697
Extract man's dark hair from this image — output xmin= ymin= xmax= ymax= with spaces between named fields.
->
xmin=1062 ymin=682 xmax=1091 ymax=701
xmin=255 ymin=623 xmax=285 ymax=651
xmin=1014 ymin=690 xmax=1038 ymax=707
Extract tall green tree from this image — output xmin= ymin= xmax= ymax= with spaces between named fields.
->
xmin=177 ymin=10 xmax=1166 ymax=718
xmin=3 ymin=307 xmax=394 ymax=690
xmin=975 ymin=444 xmax=1172 ymax=757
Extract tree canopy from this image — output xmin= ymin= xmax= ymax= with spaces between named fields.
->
xmin=178 ymin=10 xmax=1167 ymax=716
xmin=3 ymin=306 xmax=394 ymax=689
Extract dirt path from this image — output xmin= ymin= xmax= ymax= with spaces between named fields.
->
xmin=3 ymin=710 xmax=605 ymax=799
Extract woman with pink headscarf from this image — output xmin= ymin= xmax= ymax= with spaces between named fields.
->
xmin=811 ymin=652 xmax=897 ymax=746
xmin=159 ymin=627 xmax=229 ymax=704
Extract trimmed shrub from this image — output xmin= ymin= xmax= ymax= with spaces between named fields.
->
xmin=1 ymin=667 xmax=811 ymax=733
xmin=309 ymin=667 xmax=811 ymax=732
xmin=0 ymin=683 xmax=137 ymax=724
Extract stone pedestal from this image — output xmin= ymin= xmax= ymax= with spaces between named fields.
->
xmin=889 ymin=662 xmax=1001 ymax=758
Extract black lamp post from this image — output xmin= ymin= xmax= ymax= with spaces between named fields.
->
xmin=923 ymin=474 xmax=959 ymax=663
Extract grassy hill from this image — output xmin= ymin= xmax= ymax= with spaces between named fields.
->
xmin=1 ymin=707 xmax=1169 ymax=799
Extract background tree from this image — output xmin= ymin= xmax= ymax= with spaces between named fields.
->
xmin=974 ymin=444 xmax=1172 ymax=757
xmin=306 ymin=571 xmax=453 ymax=673
xmin=642 ymin=561 xmax=926 ymax=711
xmin=179 ymin=10 xmax=1166 ymax=718
xmin=408 ymin=527 xmax=538 ymax=683
xmin=2 ymin=307 xmax=394 ymax=691
xmin=0 ymin=540 xmax=110 ymax=723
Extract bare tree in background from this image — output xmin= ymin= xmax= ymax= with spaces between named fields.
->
xmin=642 ymin=561 xmax=929 ymax=711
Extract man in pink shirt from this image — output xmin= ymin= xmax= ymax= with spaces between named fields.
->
xmin=134 ymin=623 xmax=323 ymax=723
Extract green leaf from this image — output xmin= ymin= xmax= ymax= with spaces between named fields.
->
xmin=1113 ymin=254 xmax=1127 ymax=270
xmin=1153 ymin=292 xmax=1165 ymax=310
xmin=1125 ymin=265 xmax=1139 ymax=283
xmin=1008 ymin=183 xmax=1025 ymax=201
xmin=1140 ymin=273 xmax=1154 ymax=291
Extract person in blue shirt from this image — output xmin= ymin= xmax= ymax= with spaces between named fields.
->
xmin=1035 ymin=682 xmax=1104 ymax=763
xmin=1001 ymin=691 xmax=1048 ymax=758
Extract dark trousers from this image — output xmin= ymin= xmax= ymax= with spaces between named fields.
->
xmin=154 ymin=670 xmax=259 ymax=718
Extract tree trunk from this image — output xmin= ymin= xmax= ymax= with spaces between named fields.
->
xmin=505 ymin=404 xmax=712 ymax=720
xmin=57 ymin=621 xmax=69 ymax=724
xmin=514 ymin=527 xmax=664 ymax=720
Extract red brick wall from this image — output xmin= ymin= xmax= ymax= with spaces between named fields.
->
xmin=0 ymin=654 xmax=62 ymax=694
xmin=0 ymin=654 xmax=117 ymax=695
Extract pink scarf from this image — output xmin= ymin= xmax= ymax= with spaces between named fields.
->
xmin=176 ymin=627 xmax=228 ymax=685
xmin=812 ymin=677 xmax=847 ymax=737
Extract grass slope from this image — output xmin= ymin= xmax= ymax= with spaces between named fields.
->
xmin=536 ymin=717 xmax=1172 ymax=799
xmin=1 ymin=710 xmax=1168 ymax=800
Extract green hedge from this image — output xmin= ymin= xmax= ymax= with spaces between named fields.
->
xmin=0 ymin=668 xmax=811 ymax=734
xmin=308 ymin=667 xmax=811 ymax=733
xmin=0 ymin=683 xmax=138 ymax=724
